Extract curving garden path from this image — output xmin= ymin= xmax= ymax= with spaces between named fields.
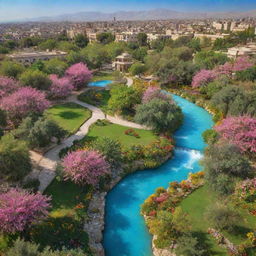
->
xmin=30 ymin=77 xmax=147 ymax=192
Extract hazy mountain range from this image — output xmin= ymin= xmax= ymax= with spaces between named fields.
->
xmin=18 ymin=9 xmax=256 ymax=22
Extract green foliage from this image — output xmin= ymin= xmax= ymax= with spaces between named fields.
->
xmin=57 ymin=41 xmax=79 ymax=52
xmin=92 ymin=137 xmax=122 ymax=166
xmin=135 ymin=98 xmax=183 ymax=133
xmin=0 ymin=60 xmax=25 ymax=78
xmin=20 ymin=69 xmax=51 ymax=90
xmin=29 ymin=117 xmax=66 ymax=148
xmin=176 ymin=233 xmax=206 ymax=256
xmin=0 ymin=134 xmax=31 ymax=181
xmin=137 ymin=33 xmax=148 ymax=47
xmin=211 ymin=85 xmax=256 ymax=117
xmin=129 ymin=62 xmax=146 ymax=76
xmin=132 ymin=47 xmax=148 ymax=62
xmin=6 ymin=238 xmax=39 ymax=256
xmin=202 ymin=129 xmax=218 ymax=144
xmin=135 ymin=99 xmax=183 ymax=133
xmin=202 ymin=144 xmax=252 ymax=196
xmin=108 ymin=84 xmax=141 ymax=116
xmin=0 ymin=109 xmax=7 ymax=127
xmin=38 ymin=39 xmax=57 ymax=51
xmin=104 ymin=42 xmax=127 ymax=60
xmin=205 ymin=204 xmax=243 ymax=232
xmin=96 ymin=32 xmax=115 ymax=44
xmin=0 ymin=45 xmax=9 ymax=54
xmin=74 ymin=33 xmax=89 ymax=48
xmin=236 ymin=66 xmax=256 ymax=82
xmin=43 ymin=58 xmax=68 ymax=76
xmin=194 ymin=50 xmax=229 ymax=69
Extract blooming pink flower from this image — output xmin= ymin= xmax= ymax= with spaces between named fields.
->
xmin=142 ymin=86 xmax=174 ymax=103
xmin=0 ymin=76 xmax=20 ymax=99
xmin=192 ymin=69 xmax=218 ymax=88
xmin=215 ymin=116 xmax=256 ymax=153
xmin=63 ymin=150 xmax=110 ymax=185
xmin=49 ymin=74 xmax=74 ymax=98
xmin=0 ymin=87 xmax=50 ymax=122
xmin=0 ymin=189 xmax=51 ymax=233
xmin=65 ymin=62 xmax=92 ymax=90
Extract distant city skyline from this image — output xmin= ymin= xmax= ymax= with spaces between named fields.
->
xmin=1 ymin=0 xmax=256 ymax=22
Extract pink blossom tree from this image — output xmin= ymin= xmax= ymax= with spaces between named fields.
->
xmin=0 ymin=76 xmax=20 ymax=99
xmin=215 ymin=116 xmax=256 ymax=153
xmin=65 ymin=62 xmax=92 ymax=90
xmin=62 ymin=150 xmax=110 ymax=185
xmin=142 ymin=86 xmax=174 ymax=103
xmin=192 ymin=69 xmax=218 ymax=88
xmin=232 ymin=56 xmax=253 ymax=72
xmin=49 ymin=74 xmax=74 ymax=99
xmin=0 ymin=87 xmax=50 ymax=123
xmin=0 ymin=189 xmax=51 ymax=233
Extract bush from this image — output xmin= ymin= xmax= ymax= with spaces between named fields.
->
xmin=135 ymin=98 xmax=183 ymax=134
xmin=92 ymin=137 xmax=122 ymax=166
xmin=62 ymin=150 xmax=110 ymax=186
xmin=49 ymin=75 xmax=74 ymax=99
xmin=0 ymin=134 xmax=31 ymax=181
xmin=0 ymin=87 xmax=50 ymax=125
xmin=205 ymin=204 xmax=242 ymax=232
xmin=176 ymin=233 xmax=206 ymax=256
xmin=28 ymin=117 xmax=66 ymax=148
xmin=129 ymin=63 xmax=146 ymax=76
xmin=0 ymin=60 xmax=25 ymax=78
xmin=202 ymin=129 xmax=218 ymax=144
xmin=20 ymin=70 xmax=52 ymax=90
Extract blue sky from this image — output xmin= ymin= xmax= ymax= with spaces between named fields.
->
xmin=0 ymin=0 xmax=256 ymax=22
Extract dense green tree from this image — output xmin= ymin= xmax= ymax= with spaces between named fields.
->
xmin=194 ymin=50 xmax=229 ymax=69
xmin=0 ymin=109 xmax=7 ymax=127
xmin=57 ymin=41 xmax=79 ymax=52
xmin=235 ymin=66 xmax=256 ymax=81
xmin=129 ymin=63 xmax=146 ymax=76
xmin=176 ymin=233 xmax=206 ymax=256
xmin=93 ymin=137 xmax=122 ymax=166
xmin=43 ymin=58 xmax=68 ymax=76
xmin=108 ymin=84 xmax=141 ymax=116
xmin=96 ymin=32 xmax=115 ymax=44
xmin=205 ymin=204 xmax=242 ymax=232
xmin=81 ymin=44 xmax=110 ymax=69
xmin=38 ymin=39 xmax=57 ymax=51
xmin=202 ymin=144 xmax=251 ymax=183
xmin=0 ymin=60 xmax=25 ymax=78
xmin=74 ymin=33 xmax=89 ymax=48
xmin=20 ymin=69 xmax=51 ymax=90
xmin=104 ymin=42 xmax=127 ymax=60
xmin=0 ymin=134 xmax=31 ymax=181
xmin=0 ymin=45 xmax=9 ymax=54
xmin=135 ymin=98 xmax=183 ymax=133
xmin=132 ymin=47 xmax=148 ymax=62
xmin=137 ymin=33 xmax=148 ymax=47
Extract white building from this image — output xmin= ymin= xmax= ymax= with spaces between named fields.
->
xmin=227 ymin=43 xmax=256 ymax=59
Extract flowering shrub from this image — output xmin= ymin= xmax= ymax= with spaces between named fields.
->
xmin=0 ymin=87 xmax=50 ymax=123
xmin=232 ymin=56 xmax=253 ymax=72
xmin=142 ymin=86 xmax=173 ymax=103
xmin=192 ymin=69 xmax=218 ymax=88
xmin=65 ymin=62 xmax=92 ymax=90
xmin=215 ymin=116 xmax=256 ymax=153
xmin=0 ymin=188 xmax=51 ymax=233
xmin=0 ymin=76 xmax=19 ymax=99
xmin=141 ymin=172 xmax=205 ymax=216
xmin=49 ymin=74 xmax=74 ymax=98
xmin=62 ymin=150 xmax=110 ymax=185
xmin=124 ymin=128 xmax=140 ymax=138
xmin=234 ymin=178 xmax=256 ymax=216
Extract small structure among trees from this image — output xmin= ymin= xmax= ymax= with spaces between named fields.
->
xmin=112 ymin=53 xmax=133 ymax=72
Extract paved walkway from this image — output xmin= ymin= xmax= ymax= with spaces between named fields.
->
xmin=31 ymin=76 xmax=149 ymax=192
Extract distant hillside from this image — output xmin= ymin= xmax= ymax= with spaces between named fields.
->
xmin=21 ymin=8 xmax=256 ymax=22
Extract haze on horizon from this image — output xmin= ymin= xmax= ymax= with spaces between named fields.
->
xmin=0 ymin=0 xmax=256 ymax=22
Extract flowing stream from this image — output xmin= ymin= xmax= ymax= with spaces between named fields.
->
xmin=103 ymin=94 xmax=214 ymax=256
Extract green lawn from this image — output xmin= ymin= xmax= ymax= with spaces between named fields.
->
xmin=92 ymin=71 xmax=117 ymax=82
xmin=29 ymin=179 xmax=92 ymax=253
xmin=180 ymin=185 xmax=256 ymax=255
xmin=45 ymin=102 xmax=92 ymax=135
xmin=87 ymin=121 xmax=157 ymax=147
xmin=78 ymin=89 xmax=110 ymax=113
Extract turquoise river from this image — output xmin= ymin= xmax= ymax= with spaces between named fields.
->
xmin=103 ymin=94 xmax=214 ymax=256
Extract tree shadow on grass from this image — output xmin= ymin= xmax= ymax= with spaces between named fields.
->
xmin=59 ymin=111 xmax=83 ymax=120
xmin=192 ymin=231 xmax=227 ymax=256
